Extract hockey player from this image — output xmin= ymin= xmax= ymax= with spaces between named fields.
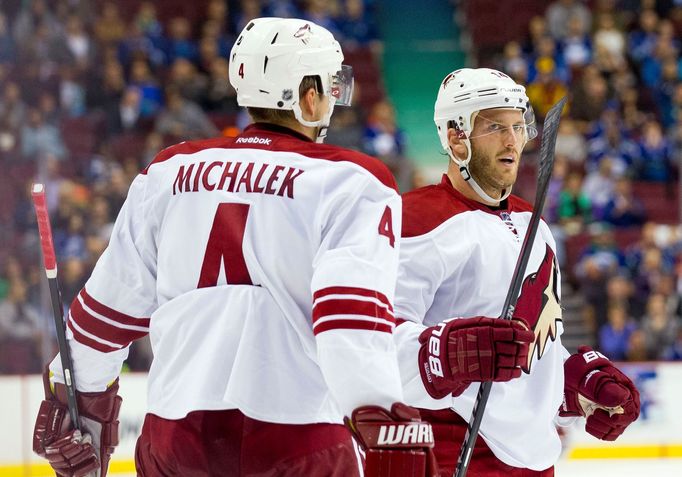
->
xmin=393 ymin=68 xmax=640 ymax=476
xmin=32 ymin=18 xmax=437 ymax=477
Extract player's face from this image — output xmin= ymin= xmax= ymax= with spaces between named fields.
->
xmin=468 ymin=108 xmax=526 ymax=197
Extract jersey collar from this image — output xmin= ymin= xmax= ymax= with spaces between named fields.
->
xmin=438 ymin=174 xmax=511 ymax=214
xmin=245 ymin=122 xmax=314 ymax=143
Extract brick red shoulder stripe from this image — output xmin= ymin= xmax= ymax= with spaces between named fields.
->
xmin=141 ymin=124 xmax=398 ymax=191
xmin=70 ymin=297 xmax=148 ymax=346
xmin=80 ymin=289 xmax=151 ymax=328
xmin=142 ymin=137 xmax=234 ymax=174
xmin=402 ymin=175 xmax=537 ymax=238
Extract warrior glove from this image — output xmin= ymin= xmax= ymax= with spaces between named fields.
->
xmin=417 ymin=317 xmax=535 ymax=399
xmin=561 ymin=346 xmax=640 ymax=441
xmin=346 ymin=403 xmax=438 ymax=477
xmin=33 ymin=368 xmax=122 ymax=477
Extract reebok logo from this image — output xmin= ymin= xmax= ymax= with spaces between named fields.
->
xmin=377 ymin=423 xmax=434 ymax=446
xmin=236 ymin=137 xmax=272 ymax=145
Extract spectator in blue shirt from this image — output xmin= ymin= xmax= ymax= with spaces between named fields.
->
xmin=635 ymin=119 xmax=673 ymax=182
xmin=599 ymin=303 xmax=638 ymax=361
xmin=163 ymin=17 xmax=199 ymax=64
xmin=627 ymin=9 xmax=659 ymax=64
xmin=602 ymin=177 xmax=646 ymax=227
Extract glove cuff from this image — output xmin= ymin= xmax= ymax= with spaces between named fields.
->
xmin=45 ymin=367 xmax=121 ymax=424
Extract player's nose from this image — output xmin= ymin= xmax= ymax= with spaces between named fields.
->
xmin=502 ymin=126 xmax=519 ymax=147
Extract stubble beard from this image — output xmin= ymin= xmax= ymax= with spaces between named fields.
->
xmin=469 ymin=146 xmax=517 ymax=199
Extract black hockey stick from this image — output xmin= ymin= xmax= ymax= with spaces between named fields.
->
xmin=32 ymin=183 xmax=81 ymax=431
xmin=454 ymin=95 xmax=568 ymax=477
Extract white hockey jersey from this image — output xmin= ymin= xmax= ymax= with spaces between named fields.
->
xmin=393 ymin=175 xmax=568 ymax=470
xmin=50 ymin=123 xmax=405 ymax=425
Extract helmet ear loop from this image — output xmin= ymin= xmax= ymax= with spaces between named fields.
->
xmin=293 ymin=82 xmax=336 ymax=143
xmin=446 ymin=119 xmax=472 ymax=165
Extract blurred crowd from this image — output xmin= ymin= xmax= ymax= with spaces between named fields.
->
xmin=0 ymin=0 xmax=415 ymax=375
xmin=3 ymin=0 xmax=681 ymax=376
xmin=491 ymin=0 xmax=682 ymax=362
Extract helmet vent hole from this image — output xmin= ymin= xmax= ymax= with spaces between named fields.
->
xmin=505 ymin=98 xmax=509 ymax=102
xmin=460 ymin=83 xmax=464 ymax=87
xmin=271 ymin=33 xmax=279 ymax=44
xmin=246 ymin=22 xmax=255 ymax=31
xmin=263 ymin=56 xmax=269 ymax=73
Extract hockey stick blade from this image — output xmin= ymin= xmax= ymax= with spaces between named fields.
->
xmin=32 ymin=183 xmax=81 ymax=430
xmin=453 ymin=96 xmax=568 ymax=477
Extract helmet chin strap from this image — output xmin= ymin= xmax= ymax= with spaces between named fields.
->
xmin=293 ymin=101 xmax=335 ymax=143
xmin=447 ymin=140 xmax=513 ymax=206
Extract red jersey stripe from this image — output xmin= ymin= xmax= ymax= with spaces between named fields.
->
xmin=313 ymin=286 xmax=393 ymax=312
xmin=313 ymin=319 xmax=393 ymax=335
xmin=80 ymin=288 xmax=151 ymax=328
xmin=143 ymin=123 xmax=398 ymax=192
xmin=71 ymin=297 xmax=148 ymax=346
xmin=312 ymin=299 xmax=395 ymax=324
xmin=67 ymin=319 xmax=121 ymax=353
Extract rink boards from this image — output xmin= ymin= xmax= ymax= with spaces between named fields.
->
xmin=1 ymin=362 xmax=681 ymax=476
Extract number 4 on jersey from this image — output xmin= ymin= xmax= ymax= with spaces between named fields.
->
xmin=378 ymin=206 xmax=395 ymax=247
xmin=198 ymin=203 xmax=253 ymax=287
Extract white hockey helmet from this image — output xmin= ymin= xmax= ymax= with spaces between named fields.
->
xmin=434 ymin=68 xmax=537 ymax=203
xmin=229 ymin=17 xmax=353 ymax=142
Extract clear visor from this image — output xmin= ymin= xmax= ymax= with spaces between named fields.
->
xmin=329 ymin=65 xmax=354 ymax=106
xmin=468 ymin=105 xmax=538 ymax=142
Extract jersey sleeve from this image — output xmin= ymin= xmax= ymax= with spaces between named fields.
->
xmin=50 ymin=174 xmax=157 ymax=392
xmin=392 ymin=232 xmax=453 ymax=408
xmin=311 ymin=173 xmax=404 ymax=414
xmin=394 ymin=233 xmax=447 ymax=324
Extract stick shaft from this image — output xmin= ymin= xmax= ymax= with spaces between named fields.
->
xmin=32 ymin=184 xmax=81 ymax=429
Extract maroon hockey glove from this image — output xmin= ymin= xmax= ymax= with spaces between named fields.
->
xmin=561 ymin=346 xmax=640 ymax=441
xmin=346 ymin=403 xmax=438 ymax=477
xmin=33 ymin=368 xmax=122 ymax=477
xmin=417 ymin=317 xmax=535 ymax=399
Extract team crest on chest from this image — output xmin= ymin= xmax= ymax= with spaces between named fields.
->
xmin=514 ymin=244 xmax=562 ymax=372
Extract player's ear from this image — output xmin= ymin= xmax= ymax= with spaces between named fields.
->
xmin=300 ymin=87 xmax=318 ymax=121
xmin=447 ymin=128 xmax=468 ymax=161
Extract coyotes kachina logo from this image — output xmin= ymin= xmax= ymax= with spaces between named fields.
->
xmin=294 ymin=24 xmax=312 ymax=44
xmin=514 ymin=244 xmax=562 ymax=372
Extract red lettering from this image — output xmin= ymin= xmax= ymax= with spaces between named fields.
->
xmin=192 ymin=161 xmax=206 ymax=192
xmin=277 ymin=168 xmax=304 ymax=198
xmin=378 ymin=206 xmax=395 ymax=247
xmin=236 ymin=162 xmax=254 ymax=193
xmin=218 ymin=161 xmax=241 ymax=191
xmin=265 ymin=165 xmax=285 ymax=194
xmin=202 ymin=161 xmax=223 ymax=191
xmin=198 ymin=203 xmax=253 ymax=287
xmin=172 ymin=164 xmax=195 ymax=195
xmin=253 ymin=163 xmax=269 ymax=193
